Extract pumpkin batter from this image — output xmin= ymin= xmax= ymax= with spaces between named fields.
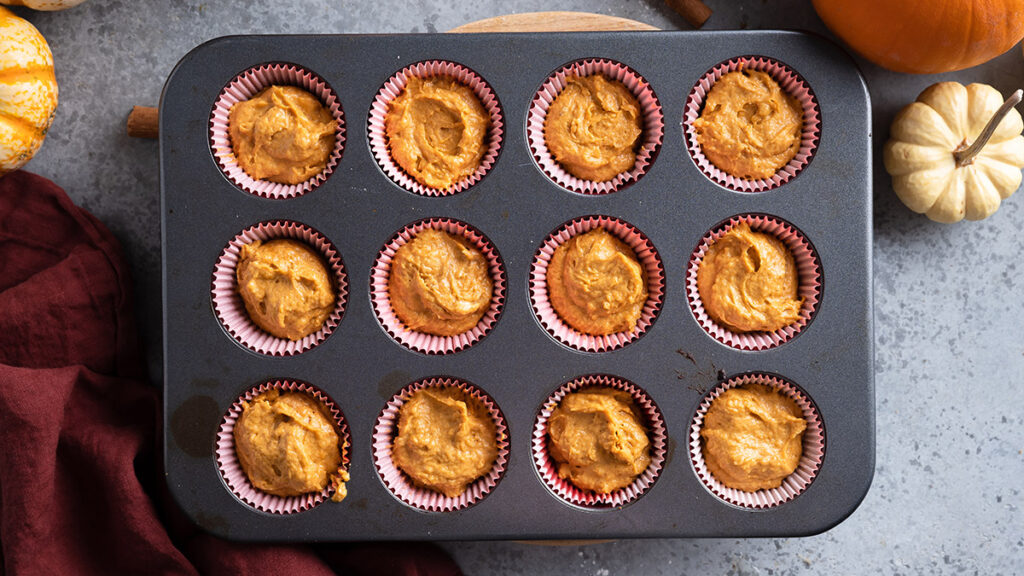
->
xmin=388 ymin=228 xmax=492 ymax=336
xmin=228 ymin=85 xmax=336 ymax=185
xmin=697 ymin=223 xmax=802 ymax=333
xmin=547 ymin=387 xmax=651 ymax=494
xmin=392 ymin=387 xmax=498 ymax=498
xmin=233 ymin=389 xmax=347 ymax=499
xmin=700 ymin=384 xmax=807 ymax=492
xmin=544 ymin=74 xmax=643 ymax=182
xmin=385 ymin=76 xmax=490 ymax=189
xmin=693 ymin=70 xmax=802 ymax=180
xmin=547 ymin=228 xmax=647 ymax=336
xmin=236 ymin=239 xmax=335 ymax=341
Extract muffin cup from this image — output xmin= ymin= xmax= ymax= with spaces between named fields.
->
xmin=527 ymin=58 xmax=664 ymax=195
xmin=368 ymin=60 xmax=504 ymax=196
xmin=209 ymin=63 xmax=346 ymax=199
xmin=532 ymin=374 xmax=666 ymax=509
xmin=370 ymin=218 xmax=506 ymax=355
xmin=530 ymin=216 xmax=665 ymax=353
xmin=686 ymin=214 xmax=821 ymax=351
xmin=216 ymin=379 xmax=351 ymax=514
xmin=683 ymin=56 xmax=820 ymax=192
xmin=372 ymin=377 xmax=509 ymax=512
xmin=211 ymin=220 xmax=348 ymax=356
xmin=689 ymin=372 xmax=825 ymax=509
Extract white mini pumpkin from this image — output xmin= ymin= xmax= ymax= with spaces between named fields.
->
xmin=884 ymin=82 xmax=1024 ymax=223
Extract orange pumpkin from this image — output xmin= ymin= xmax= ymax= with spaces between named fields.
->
xmin=812 ymin=0 xmax=1024 ymax=74
xmin=0 ymin=6 xmax=58 ymax=177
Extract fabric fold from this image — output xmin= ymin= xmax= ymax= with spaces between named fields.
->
xmin=0 ymin=171 xmax=460 ymax=576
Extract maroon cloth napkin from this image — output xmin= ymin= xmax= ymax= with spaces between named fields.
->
xmin=0 ymin=171 xmax=461 ymax=576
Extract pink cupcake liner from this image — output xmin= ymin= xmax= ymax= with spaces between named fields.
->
xmin=370 ymin=218 xmax=506 ymax=355
xmin=368 ymin=60 xmax=504 ymax=196
xmin=211 ymin=220 xmax=348 ymax=356
xmin=689 ymin=372 xmax=825 ymax=509
xmin=527 ymin=58 xmax=664 ymax=195
xmin=372 ymin=377 xmax=509 ymax=512
xmin=683 ymin=56 xmax=820 ymax=192
xmin=530 ymin=216 xmax=665 ymax=353
xmin=216 ymin=379 xmax=351 ymax=514
xmin=686 ymin=214 xmax=821 ymax=351
xmin=209 ymin=63 xmax=346 ymax=199
xmin=532 ymin=374 xmax=667 ymax=509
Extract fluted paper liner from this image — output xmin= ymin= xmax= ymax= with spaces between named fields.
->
xmin=527 ymin=59 xmax=664 ymax=195
xmin=211 ymin=220 xmax=348 ymax=356
xmin=530 ymin=216 xmax=664 ymax=353
xmin=372 ymin=377 xmax=509 ymax=512
xmin=368 ymin=60 xmax=504 ymax=196
xmin=532 ymin=374 xmax=666 ymax=509
xmin=216 ymin=380 xmax=351 ymax=514
xmin=210 ymin=63 xmax=346 ymax=199
xmin=689 ymin=373 xmax=825 ymax=509
xmin=686 ymin=214 xmax=821 ymax=351
xmin=370 ymin=218 xmax=506 ymax=354
xmin=683 ymin=56 xmax=820 ymax=192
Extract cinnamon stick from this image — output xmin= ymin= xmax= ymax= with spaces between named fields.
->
xmin=126 ymin=106 xmax=159 ymax=139
xmin=665 ymin=0 xmax=712 ymax=29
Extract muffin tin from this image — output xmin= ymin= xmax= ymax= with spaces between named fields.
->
xmin=161 ymin=30 xmax=873 ymax=541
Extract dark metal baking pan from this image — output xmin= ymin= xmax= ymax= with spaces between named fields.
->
xmin=161 ymin=30 xmax=873 ymax=541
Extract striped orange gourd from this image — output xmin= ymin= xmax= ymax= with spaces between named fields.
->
xmin=0 ymin=0 xmax=86 ymax=10
xmin=0 ymin=6 xmax=57 ymax=176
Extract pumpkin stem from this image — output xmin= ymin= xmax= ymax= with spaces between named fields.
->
xmin=954 ymin=89 xmax=1023 ymax=167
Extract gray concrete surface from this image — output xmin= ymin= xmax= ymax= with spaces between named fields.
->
xmin=13 ymin=0 xmax=1023 ymax=573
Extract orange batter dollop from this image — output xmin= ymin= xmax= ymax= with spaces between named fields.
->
xmin=700 ymin=384 xmax=806 ymax=492
xmin=547 ymin=228 xmax=647 ymax=336
xmin=229 ymin=85 xmax=336 ymax=184
xmin=392 ymin=386 xmax=498 ymax=498
xmin=236 ymin=239 xmax=335 ymax=341
xmin=386 ymin=76 xmax=490 ymax=189
xmin=233 ymin=389 xmax=348 ymax=500
xmin=693 ymin=70 xmax=802 ymax=180
xmin=697 ymin=223 xmax=802 ymax=333
xmin=388 ymin=229 xmax=492 ymax=336
xmin=547 ymin=387 xmax=651 ymax=494
xmin=544 ymin=74 xmax=643 ymax=182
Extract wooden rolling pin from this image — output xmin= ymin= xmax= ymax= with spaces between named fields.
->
xmin=125 ymin=7 xmax=711 ymax=138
